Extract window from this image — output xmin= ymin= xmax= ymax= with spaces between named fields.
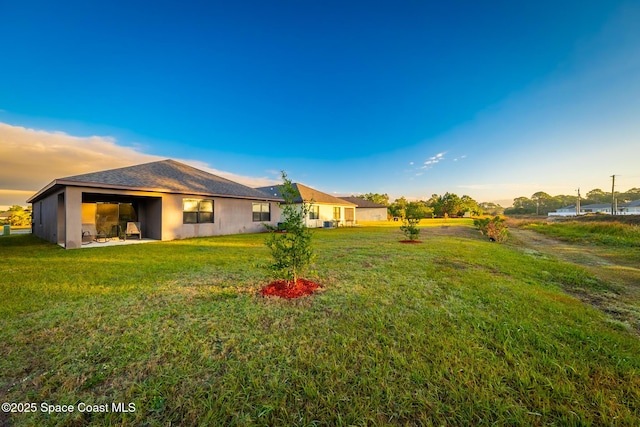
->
xmin=252 ymin=202 xmax=270 ymax=222
xmin=183 ymin=199 xmax=214 ymax=224
xmin=333 ymin=207 xmax=341 ymax=220
xmin=309 ymin=205 xmax=320 ymax=220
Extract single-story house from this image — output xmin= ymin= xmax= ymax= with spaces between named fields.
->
xmin=257 ymin=183 xmax=357 ymax=227
xmin=548 ymin=200 xmax=640 ymax=217
xmin=338 ymin=197 xmax=388 ymax=221
xmin=27 ymin=159 xmax=283 ymax=249
xmin=619 ymin=199 xmax=640 ymax=215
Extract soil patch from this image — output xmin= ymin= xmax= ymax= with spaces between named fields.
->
xmin=399 ymin=240 xmax=422 ymax=244
xmin=260 ymin=279 xmax=321 ymax=299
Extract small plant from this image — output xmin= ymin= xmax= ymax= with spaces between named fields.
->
xmin=264 ymin=171 xmax=315 ymax=286
xmin=474 ymin=216 xmax=508 ymax=243
xmin=399 ymin=202 xmax=427 ymax=241
xmin=400 ymin=218 xmax=421 ymax=241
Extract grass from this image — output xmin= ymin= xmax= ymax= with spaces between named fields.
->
xmin=520 ymin=217 xmax=640 ymax=267
xmin=1 ymin=223 xmax=639 ymax=426
xmin=523 ymin=220 xmax=640 ymax=248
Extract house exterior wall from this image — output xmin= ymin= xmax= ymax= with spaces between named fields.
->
xmin=356 ymin=207 xmax=388 ymax=221
xmin=301 ymin=203 xmax=357 ymax=228
xmin=32 ymin=189 xmax=64 ymax=244
xmin=162 ymin=195 xmax=281 ymax=240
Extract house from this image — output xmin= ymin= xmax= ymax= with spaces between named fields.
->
xmin=619 ymin=199 xmax=640 ymax=215
xmin=548 ymin=200 xmax=640 ymax=217
xmin=27 ymin=159 xmax=283 ymax=249
xmin=338 ymin=197 xmax=388 ymax=221
xmin=257 ymin=183 xmax=357 ymax=227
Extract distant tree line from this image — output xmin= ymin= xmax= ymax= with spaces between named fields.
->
xmin=505 ymin=188 xmax=640 ymax=215
xmin=354 ymin=193 xmax=503 ymax=219
xmin=0 ymin=205 xmax=32 ymax=227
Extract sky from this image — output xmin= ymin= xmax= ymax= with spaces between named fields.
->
xmin=1 ymin=0 xmax=639 ymax=209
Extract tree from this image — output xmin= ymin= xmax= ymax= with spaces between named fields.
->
xmin=479 ymin=202 xmax=504 ymax=216
xmin=460 ymin=195 xmax=482 ymax=216
xmin=585 ymin=189 xmax=608 ymax=204
xmin=264 ymin=172 xmax=315 ymax=286
xmin=3 ymin=205 xmax=32 ymax=226
xmin=361 ymin=193 xmax=389 ymax=206
xmin=431 ymin=192 xmax=463 ymax=217
xmin=400 ymin=201 xmax=428 ymax=241
xmin=388 ymin=197 xmax=408 ymax=219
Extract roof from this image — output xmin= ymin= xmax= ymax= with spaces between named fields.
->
xmin=338 ymin=196 xmax=387 ymax=208
xmin=256 ymin=183 xmax=357 ymax=206
xmin=621 ymin=199 xmax=640 ymax=207
xmin=28 ymin=159 xmax=283 ymax=203
xmin=580 ymin=203 xmax=612 ymax=209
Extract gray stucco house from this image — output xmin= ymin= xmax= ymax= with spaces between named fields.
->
xmin=338 ymin=197 xmax=388 ymax=221
xmin=28 ymin=159 xmax=283 ymax=249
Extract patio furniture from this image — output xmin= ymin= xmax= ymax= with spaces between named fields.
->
xmin=125 ymin=222 xmax=142 ymax=240
xmin=82 ymin=224 xmax=98 ymax=244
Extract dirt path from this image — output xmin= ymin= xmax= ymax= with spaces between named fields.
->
xmin=509 ymin=228 xmax=615 ymax=267
xmin=508 ymin=228 xmax=640 ymax=335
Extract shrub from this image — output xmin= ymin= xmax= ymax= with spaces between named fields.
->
xmin=475 ymin=216 xmax=508 ymax=243
xmin=400 ymin=218 xmax=421 ymax=241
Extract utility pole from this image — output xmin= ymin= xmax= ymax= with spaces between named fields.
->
xmin=576 ymin=188 xmax=581 ymax=216
xmin=611 ymin=175 xmax=616 ymax=215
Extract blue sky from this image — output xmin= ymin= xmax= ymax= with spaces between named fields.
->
xmin=1 ymin=0 xmax=639 ymax=208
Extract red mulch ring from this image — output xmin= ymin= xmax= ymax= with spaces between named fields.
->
xmin=260 ymin=279 xmax=321 ymax=299
xmin=399 ymin=240 xmax=423 ymax=244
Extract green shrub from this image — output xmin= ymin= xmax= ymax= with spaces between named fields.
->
xmin=400 ymin=218 xmax=421 ymax=240
xmin=264 ymin=171 xmax=315 ymax=284
xmin=475 ymin=216 xmax=508 ymax=243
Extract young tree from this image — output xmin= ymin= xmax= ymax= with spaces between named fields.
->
xmin=399 ymin=201 xmax=428 ymax=241
xmin=264 ymin=172 xmax=315 ymax=286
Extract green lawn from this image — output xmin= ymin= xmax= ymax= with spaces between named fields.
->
xmin=1 ymin=223 xmax=639 ymax=426
xmin=523 ymin=219 xmax=640 ymax=265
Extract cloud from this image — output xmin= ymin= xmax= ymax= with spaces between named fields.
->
xmin=407 ymin=151 xmax=447 ymax=174
xmin=0 ymin=122 xmax=161 ymax=192
xmin=0 ymin=122 xmax=279 ymax=207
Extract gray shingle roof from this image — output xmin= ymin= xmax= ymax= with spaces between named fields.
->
xmin=29 ymin=159 xmax=282 ymax=202
xmin=338 ymin=196 xmax=387 ymax=208
xmin=256 ymin=183 xmax=356 ymax=206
